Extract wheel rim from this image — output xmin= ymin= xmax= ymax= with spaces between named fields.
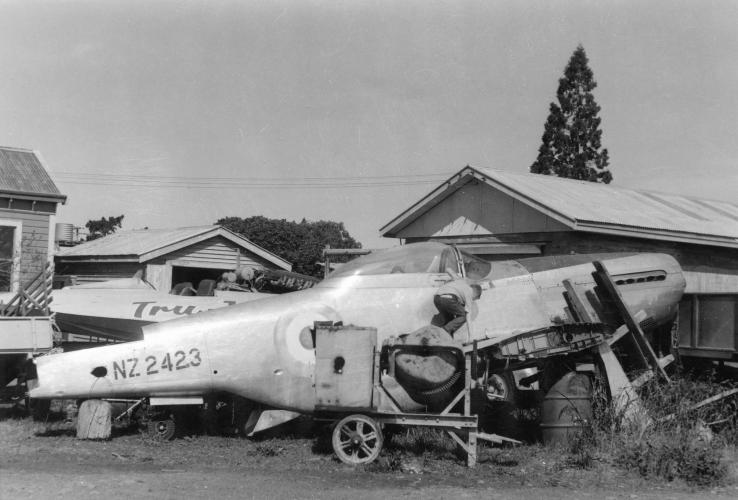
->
xmin=487 ymin=373 xmax=511 ymax=401
xmin=332 ymin=415 xmax=383 ymax=465
xmin=149 ymin=419 xmax=175 ymax=440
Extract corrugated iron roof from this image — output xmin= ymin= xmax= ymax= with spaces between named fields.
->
xmin=0 ymin=146 xmax=65 ymax=200
xmin=58 ymin=226 xmax=215 ymax=257
xmin=478 ymin=168 xmax=738 ymax=241
xmin=381 ymin=166 xmax=738 ymax=247
xmin=57 ymin=225 xmax=292 ymax=269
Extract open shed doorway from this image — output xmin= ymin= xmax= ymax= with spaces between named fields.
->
xmin=171 ymin=266 xmax=227 ymax=296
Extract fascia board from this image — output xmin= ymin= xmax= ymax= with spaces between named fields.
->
xmin=573 ymin=222 xmax=738 ymax=249
xmin=139 ymin=228 xmax=217 ymax=262
xmin=380 ymin=167 xmax=477 ymax=236
xmin=55 ymin=256 xmax=140 ymax=263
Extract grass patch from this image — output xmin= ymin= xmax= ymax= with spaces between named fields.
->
xmin=385 ymin=426 xmax=456 ymax=458
xmin=568 ymin=371 xmax=737 ymax=487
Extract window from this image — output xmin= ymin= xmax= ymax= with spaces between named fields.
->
xmin=0 ymin=226 xmax=16 ymax=292
xmin=678 ymin=294 xmax=737 ymax=352
xmin=697 ymin=296 xmax=736 ymax=349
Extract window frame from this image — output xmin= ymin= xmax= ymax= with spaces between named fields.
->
xmin=0 ymin=219 xmax=22 ymax=293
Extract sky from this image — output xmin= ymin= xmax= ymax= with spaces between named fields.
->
xmin=0 ymin=0 xmax=736 ymax=249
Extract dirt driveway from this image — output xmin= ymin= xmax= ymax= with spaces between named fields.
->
xmin=1 ymin=417 xmax=737 ymax=500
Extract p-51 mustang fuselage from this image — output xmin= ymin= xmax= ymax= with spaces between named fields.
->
xmin=29 ymin=242 xmax=685 ymax=417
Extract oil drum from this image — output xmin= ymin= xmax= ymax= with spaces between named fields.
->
xmin=540 ymin=371 xmax=593 ymax=445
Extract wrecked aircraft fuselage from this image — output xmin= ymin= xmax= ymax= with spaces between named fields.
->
xmin=28 ymin=243 xmax=685 ymax=424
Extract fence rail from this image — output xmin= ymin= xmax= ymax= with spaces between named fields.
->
xmin=0 ymin=261 xmax=54 ymax=317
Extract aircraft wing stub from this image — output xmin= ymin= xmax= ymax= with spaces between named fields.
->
xmin=466 ymin=323 xmax=612 ymax=360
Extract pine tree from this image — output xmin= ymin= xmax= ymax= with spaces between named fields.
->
xmin=530 ymin=45 xmax=612 ymax=183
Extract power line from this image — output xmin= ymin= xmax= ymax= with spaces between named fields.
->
xmin=56 ymin=179 xmax=442 ymax=189
xmin=51 ymin=170 xmax=451 ymax=190
xmin=53 ymin=171 xmax=450 ymax=182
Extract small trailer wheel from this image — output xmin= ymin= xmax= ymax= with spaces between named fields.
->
xmin=148 ymin=418 xmax=176 ymax=440
xmin=331 ymin=414 xmax=383 ymax=465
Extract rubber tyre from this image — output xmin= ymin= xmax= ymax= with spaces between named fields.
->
xmin=148 ymin=419 xmax=176 ymax=440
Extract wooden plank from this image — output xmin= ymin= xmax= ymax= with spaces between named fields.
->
xmin=592 ymin=261 xmax=670 ymax=381
xmin=562 ymin=279 xmax=595 ymax=323
xmin=476 ymin=432 xmax=522 ymax=445
xmin=657 ymin=388 xmax=738 ymax=423
xmin=597 ymin=342 xmax=651 ymax=428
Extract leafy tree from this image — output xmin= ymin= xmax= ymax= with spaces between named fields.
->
xmin=85 ymin=215 xmax=124 ymax=241
xmin=216 ymin=216 xmax=361 ymax=277
xmin=530 ymin=45 xmax=612 ymax=183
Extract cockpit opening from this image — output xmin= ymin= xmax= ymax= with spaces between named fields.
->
xmin=326 ymin=242 xmax=492 ymax=280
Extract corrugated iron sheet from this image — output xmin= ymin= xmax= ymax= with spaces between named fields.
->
xmin=57 ymin=226 xmax=216 ymax=258
xmin=477 ymin=168 xmax=738 ymax=241
xmin=0 ymin=147 xmax=63 ymax=197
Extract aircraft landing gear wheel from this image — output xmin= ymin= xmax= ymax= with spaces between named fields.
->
xmin=332 ymin=414 xmax=383 ymax=465
xmin=487 ymin=372 xmax=514 ymax=402
xmin=148 ymin=418 xmax=176 ymax=440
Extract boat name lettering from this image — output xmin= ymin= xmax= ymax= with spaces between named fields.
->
xmin=132 ymin=301 xmax=199 ymax=319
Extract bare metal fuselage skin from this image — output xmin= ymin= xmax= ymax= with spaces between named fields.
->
xmin=30 ymin=245 xmax=685 ymax=414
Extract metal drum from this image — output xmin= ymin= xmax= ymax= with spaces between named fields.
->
xmin=540 ymin=371 xmax=593 ymax=445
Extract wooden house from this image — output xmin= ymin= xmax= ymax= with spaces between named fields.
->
xmin=55 ymin=225 xmax=291 ymax=292
xmin=0 ymin=146 xmax=66 ymax=293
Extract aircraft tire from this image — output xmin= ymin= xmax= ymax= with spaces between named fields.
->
xmin=148 ymin=418 xmax=176 ymax=440
xmin=486 ymin=372 xmax=515 ymax=403
xmin=331 ymin=414 xmax=383 ymax=465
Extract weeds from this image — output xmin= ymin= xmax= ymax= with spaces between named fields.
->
xmin=571 ymin=371 xmax=737 ymax=486
xmin=251 ymin=441 xmax=284 ymax=457
xmin=385 ymin=426 xmax=455 ymax=458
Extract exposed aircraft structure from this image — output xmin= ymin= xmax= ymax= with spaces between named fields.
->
xmin=27 ymin=242 xmax=686 ymax=457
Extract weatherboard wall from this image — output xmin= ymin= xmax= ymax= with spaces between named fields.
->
xmin=146 ymin=236 xmax=282 ymax=291
xmin=393 ymin=181 xmax=568 ymax=240
xmin=0 ymin=208 xmax=52 ymax=289
xmin=153 ymin=236 xmax=280 ymax=270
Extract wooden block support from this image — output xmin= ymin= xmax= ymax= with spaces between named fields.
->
xmin=592 ymin=261 xmax=670 ymax=382
xmin=76 ymin=399 xmax=112 ymax=440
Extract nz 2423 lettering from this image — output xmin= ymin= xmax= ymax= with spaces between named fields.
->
xmin=112 ymin=348 xmax=202 ymax=380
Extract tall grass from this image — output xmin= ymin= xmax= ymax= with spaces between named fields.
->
xmin=573 ymin=372 xmax=737 ymax=486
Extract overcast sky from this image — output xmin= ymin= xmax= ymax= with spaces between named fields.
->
xmin=1 ymin=0 xmax=736 ymax=248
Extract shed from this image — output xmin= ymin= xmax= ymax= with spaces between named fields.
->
xmin=0 ymin=146 xmax=66 ymax=293
xmin=55 ymin=225 xmax=291 ymax=292
xmin=381 ymin=166 xmax=738 ymax=360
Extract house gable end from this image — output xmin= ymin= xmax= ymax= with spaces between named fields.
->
xmin=154 ymin=235 xmax=283 ymax=270
xmin=392 ymin=181 xmax=570 ymax=239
